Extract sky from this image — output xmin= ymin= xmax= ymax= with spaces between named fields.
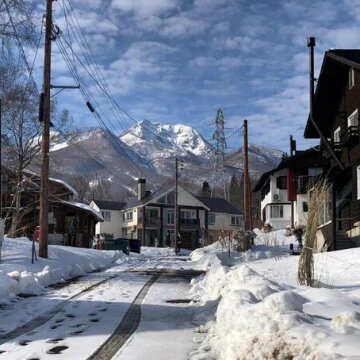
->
xmin=1 ymin=233 xmax=360 ymax=358
xmin=29 ymin=0 xmax=360 ymax=153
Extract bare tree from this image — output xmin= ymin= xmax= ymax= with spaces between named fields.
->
xmin=0 ymin=0 xmax=36 ymax=42
xmin=70 ymin=176 xmax=90 ymax=202
xmin=298 ymin=179 xmax=330 ymax=286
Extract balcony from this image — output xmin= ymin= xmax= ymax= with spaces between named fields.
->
xmin=340 ymin=125 xmax=359 ymax=147
xmin=137 ymin=216 xmax=161 ymax=228
xmin=179 ymin=218 xmax=200 ymax=229
xmin=296 ymin=176 xmax=319 ymax=194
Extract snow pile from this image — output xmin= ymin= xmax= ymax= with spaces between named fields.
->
xmin=254 ymin=227 xmax=298 ymax=249
xmin=189 ymin=246 xmax=360 ymax=359
xmin=190 ymin=240 xmax=274 ymax=267
xmin=0 ymin=237 xmax=123 ymax=303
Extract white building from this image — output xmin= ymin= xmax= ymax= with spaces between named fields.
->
xmin=90 ymin=200 xmax=126 ymax=238
xmin=253 ymin=148 xmax=323 ymax=230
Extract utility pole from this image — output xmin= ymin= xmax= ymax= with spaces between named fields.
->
xmin=0 ymin=99 xmax=3 ymax=263
xmin=39 ymin=0 xmax=53 ymax=258
xmin=174 ymin=158 xmax=179 ymax=255
xmin=174 ymin=157 xmax=184 ymax=254
xmin=243 ymin=120 xmax=251 ymax=245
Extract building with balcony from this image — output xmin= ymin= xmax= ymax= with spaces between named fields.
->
xmin=91 ymin=179 xmax=244 ymax=250
xmin=304 ymin=49 xmax=360 ymax=250
xmin=253 ymin=147 xmax=324 ymax=230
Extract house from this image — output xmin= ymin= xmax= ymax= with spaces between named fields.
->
xmin=90 ymin=200 xmax=126 ymax=239
xmin=304 ymin=49 xmax=360 ymax=249
xmin=253 ymin=147 xmax=324 ymax=230
xmin=1 ymin=166 xmax=103 ymax=247
xmin=118 ymin=179 xmax=209 ymax=249
xmin=91 ymin=179 xmax=244 ymax=250
xmin=196 ymin=196 xmax=243 ymax=244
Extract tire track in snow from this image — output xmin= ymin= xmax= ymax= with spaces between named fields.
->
xmin=87 ymin=273 xmax=160 ymax=360
xmin=0 ymin=273 xmax=120 ymax=345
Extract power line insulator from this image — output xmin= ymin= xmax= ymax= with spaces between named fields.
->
xmin=86 ymin=101 xmax=95 ymax=113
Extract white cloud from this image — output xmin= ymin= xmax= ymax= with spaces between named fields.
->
xmin=161 ymin=15 xmax=208 ymax=38
xmin=108 ymin=41 xmax=177 ymax=93
xmin=190 ymin=56 xmax=242 ymax=70
xmin=110 ymin=0 xmax=178 ymax=17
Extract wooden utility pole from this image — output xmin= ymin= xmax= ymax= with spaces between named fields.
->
xmin=243 ymin=120 xmax=251 ymax=241
xmin=174 ymin=158 xmax=179 ymax=254
xmin=39 ymin=0 xmax=53 ymax=258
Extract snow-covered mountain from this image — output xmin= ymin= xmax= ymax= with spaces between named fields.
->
xmin=44 ymin=121 xmax=283 ymax=198
xmin=120 ymin=119 xmax=213 ymax=159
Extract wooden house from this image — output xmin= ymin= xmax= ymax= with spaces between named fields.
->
xmin=1 ymin=167 xmax=103 ymax=247
xmin=304 ymin=49 xmax=360 ymax=249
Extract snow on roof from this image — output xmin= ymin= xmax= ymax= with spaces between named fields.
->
xmin=49 ymin=177 xmax=79 ymax=198
xmin=23 ymin=169 xmax=79 ymax=198
xmin=62 ymin=200 xmax=104 ymax=222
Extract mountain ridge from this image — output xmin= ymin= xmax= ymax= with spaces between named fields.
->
xmin=46 ymin=121 xmax=284 ymax=198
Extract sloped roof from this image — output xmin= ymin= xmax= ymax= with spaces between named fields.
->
xmin=93 ymin=200 xmax=126 ymax=211
xmin=61 ymin=200 xmax=104 ymax=222
xmin=304 ymin=49 xmax=360 ymax=138
xmin=253 ymin=147 xmax=322 ymax=192
xmin=196 ymin=196 xmax=242 ymax=215
xmin=123 ymin=185 xmax=210 ymax=210
xmin=22 ymin=169 xmax=79 ymax=198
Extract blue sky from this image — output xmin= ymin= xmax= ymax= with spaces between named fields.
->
xmin=32 ymin=0 xmax=360 ymax=153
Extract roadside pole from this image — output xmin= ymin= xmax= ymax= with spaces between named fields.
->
xmin=0 ymin=99 xmax=3 ymax=263
xmin=0 ymin=219 xmax=3 ymax=264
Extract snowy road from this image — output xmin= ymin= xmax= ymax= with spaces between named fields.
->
xmin=0 ymin=258 xmax=201 ymax=359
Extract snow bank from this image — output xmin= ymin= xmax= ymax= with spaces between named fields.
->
xmin=190 ymin=251 xmax=360 ymax=359
xmin=0 ymin=237 xmax=122 ymax=303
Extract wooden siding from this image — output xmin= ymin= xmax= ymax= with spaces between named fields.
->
xmin=330 ymin=68 xmax=360 ymax=231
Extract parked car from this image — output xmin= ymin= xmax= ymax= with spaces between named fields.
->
xmin=104 ymin=238 xmax=130 ymax=255
xmin=129 ymin=239 xmax=141 ymax=254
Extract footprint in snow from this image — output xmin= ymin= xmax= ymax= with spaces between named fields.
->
xmin=46 ymin=345 xmax=69 ymax=354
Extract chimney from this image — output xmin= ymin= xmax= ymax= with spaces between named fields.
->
xmin=290 ymin=135 xmax=296 ymax=156
xmin=137 ymin=178 xmax=146 ymax=200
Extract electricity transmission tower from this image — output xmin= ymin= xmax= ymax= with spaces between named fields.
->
xmin=211 ymin=109 xmax=226 ymax=197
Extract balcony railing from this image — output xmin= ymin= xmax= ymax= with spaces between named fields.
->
xmin=179 ymin=218 xmax=199 ymax=225
xmin=137 ymin=216 xmax=161 ymax=227
xmin=340 ymin=125 xmax=359 ymax=147
xmin=296 ymin=175 xmax=319 ymax=194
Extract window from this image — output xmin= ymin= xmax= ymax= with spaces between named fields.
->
xmin=270 ymin=205 xmax=283 ymax=218
xmin=231 ymin=216 xmax=239 ymax=225
xmin=357 ymin=165 xmax=360 ymax=200
xmin=101 ymin=211 xmax=111 ymax=222
xmin=303 ymin=202 xmax=308 ymax=213
xmin=208 ymin=213 xmax=215 ymax=225
xmin=333 ymin=126 xmax=341 ymax=144
xmin=126 ymin=211 xmax=133 ymax=221
xmin=276 ymin=176 xmax=287 ymax=190
xmin=349 ymin=68 xmax=355 ymax=89
xmin=348 ymin=109 xmax=358 ymax=127
xmin=156 ymin=191 xmax=175 ymax=204
xmin=166 ymin=210 xmax=174 ymax=224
